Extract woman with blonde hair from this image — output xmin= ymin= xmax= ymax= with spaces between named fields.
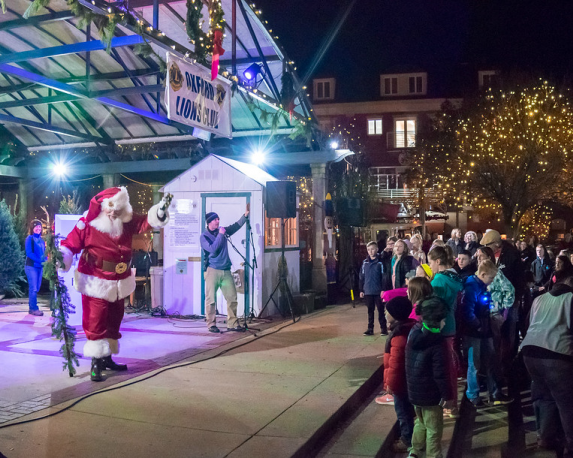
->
xmin=391 ymin=240 xmax=417 ymax=289
xmin=464 ymin=231 xmax=480 ymax=257
xmin=410 ymin=234 xmax=426 ymax=264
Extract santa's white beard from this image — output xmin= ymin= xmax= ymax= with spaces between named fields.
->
xmin=90 ymin=212 xmax=124 ymax=238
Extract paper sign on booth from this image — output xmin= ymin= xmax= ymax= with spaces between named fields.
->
xmin=166 ymin=53 xmax=232 ymax=138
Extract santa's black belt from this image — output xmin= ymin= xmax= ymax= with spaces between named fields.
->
xmin=83 ymin=251 xmax=130 ymax=274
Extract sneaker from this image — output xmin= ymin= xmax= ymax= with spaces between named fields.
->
xmin=228 ymin=325 xmax=246 ymax=332
xmin=490 ymin=394 xmax=514 ymax=406
xmin=470 ymin=397 xmax=485 ymax=408
xmin=375 ymin=394 xmax=394 ymax=405
xmin=380 ymin=328 xmax=388 ymax=336
xmin=29 ymin=309 xmax=44 ymax=316
xmin=363 ymin=329 xmax=374 ymax=336
xmin=392 ymin=438 xmax=410 ymax=453
xmin=208 ymin=326 xmax=220 ymax=333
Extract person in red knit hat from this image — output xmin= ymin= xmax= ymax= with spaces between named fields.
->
xmin=59 ymin=186 xmax=171 ymax=381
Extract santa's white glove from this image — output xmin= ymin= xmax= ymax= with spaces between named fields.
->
xmin=157 ymin=193 xmax=173 ymax=220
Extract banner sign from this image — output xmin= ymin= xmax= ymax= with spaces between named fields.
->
xmin=166 ymin=53 xmax=232 ymax=138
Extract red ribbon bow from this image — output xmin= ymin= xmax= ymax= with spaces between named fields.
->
xmin=211 ymin=30 xmax=225 ymax=81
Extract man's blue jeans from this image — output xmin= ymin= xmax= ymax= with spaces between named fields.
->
xmin=463 ymin=335 xmax=501 ymax=401
xmin=25 ymin=265 xmax=42 ymax=311
xmin=393 ymin=393 xmax=415 ymax=445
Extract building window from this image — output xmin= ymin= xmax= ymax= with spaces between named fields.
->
xmin=265 ymin=217 xmax=298 ymax=248
xmin=383 ymin=77 xmax=398 ymax=95
xmin=479 ymin=70 xmax=499 ymax=88
xmin=367 ymin=119 xmax=383 ymax=135
xmin=409 ymin=76 xmax=423 ymax=94
xmin=313 ymin=78 xmax=335 ymax=101
xmin=395 ymin=119 xmax=416 ymax=148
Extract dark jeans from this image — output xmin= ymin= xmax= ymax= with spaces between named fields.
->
xmin=365 ymin=294 xmax=386 ymax=331
xmin=25 ymin=265 xmax=42 ymax=311
xmin=524 ymin=355 xmax=573 ymax=457
xmin=393 ymin=393 xmax=415 ymax=446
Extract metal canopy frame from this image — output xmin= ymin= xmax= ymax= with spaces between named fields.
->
xmin=0 ymin=0 xmax=316 ymax=151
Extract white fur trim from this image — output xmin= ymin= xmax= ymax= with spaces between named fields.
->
xmin=74 ymin=270 xmax=136 ymax=302
xmin=83 ymin=339 xmax=111 ymax=358
xmin=76 ymin=220 xmax=86 ymax=230
xmin=107 ymin=338 xmax=120 ymax=355
xmin=101 ymin=187 xmax=133 ymax=223
xmin=59 ymin=246 xmax=74 ymax=272
xmin=147 ymin=202 xmax=169 ymax=228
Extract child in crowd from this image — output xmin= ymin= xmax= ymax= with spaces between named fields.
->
xmin=428 ymin=246 xmax=463 ymax=418
xmin=407 ymin=277 xmax=433 ymax=321
xmin=383 ymin=296 xmax=417 ymax=453
xmin=406 ymin=296 xmax=454 ymax=458
xmin=359 ymin=241 xmax=386 ymax=336
xmin=416 ymin=263 xmax=434 ymax=281
xmin=375 ymin=272 xmax=414 ymax=406
xmin=455 ymin=249 xmax=477 ymax=280
xmin=460 ymin=260 xmax=513 ymax=407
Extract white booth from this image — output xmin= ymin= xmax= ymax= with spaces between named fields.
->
xmin=161 ymin=154 xmax=300 ymax=319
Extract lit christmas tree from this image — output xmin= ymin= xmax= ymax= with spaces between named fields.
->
xmin=412 ymin=80 xmax=573 ymax=237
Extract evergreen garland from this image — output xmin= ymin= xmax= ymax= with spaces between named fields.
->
xmin=184 ymin=0 xmax=225 ymax=64
xmin=43 ymin=231 xmax=80 ymax=377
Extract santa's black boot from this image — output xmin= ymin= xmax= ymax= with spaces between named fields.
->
xmin=90 ymin=358 xmax=104 ymax=382
xmin=102 ymin=355 xmax=127 ymax=371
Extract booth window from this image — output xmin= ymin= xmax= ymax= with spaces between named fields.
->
xmin=265 ymin=216 xmax=298 ymax=248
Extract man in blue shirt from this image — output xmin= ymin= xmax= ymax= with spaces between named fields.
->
xmin=200 ymin=206 xmax=249 ymax=333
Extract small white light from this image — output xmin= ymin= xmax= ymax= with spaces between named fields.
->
xmin=52 ymin=162 xmax=68 ymax=177
xmin=330 ymin=141 xmax=339 ymax=150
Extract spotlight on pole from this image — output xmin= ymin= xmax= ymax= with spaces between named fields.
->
xmin=52 ymin=162 xmax=68 ymax=178
xmin=330 ymin=140 xmax=339 ymax=150
xmin=251 ymin=149 xmax=266 ymax=166
xmin=243 ymin=63 xmax=263 ymax=82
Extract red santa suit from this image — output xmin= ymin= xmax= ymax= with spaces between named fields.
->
xmin=59 ymin=187 xmax=168 ymax=359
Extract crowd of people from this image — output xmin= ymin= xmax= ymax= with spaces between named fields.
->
xmin=358 ymin=228 xmax=573 ymax=457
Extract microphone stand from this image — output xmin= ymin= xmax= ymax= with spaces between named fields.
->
xmin=225 ymin=231 xmax=260 ymax=332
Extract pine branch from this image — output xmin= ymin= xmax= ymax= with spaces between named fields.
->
xmin=44 ymin=231 xmax=80 ymax=377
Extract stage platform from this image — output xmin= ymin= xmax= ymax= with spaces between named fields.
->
xmin=0 ymin=298 xmax=392 ymax=458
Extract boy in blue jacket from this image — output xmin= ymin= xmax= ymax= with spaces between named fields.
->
xmin=461 ymin=260 xmax=513 ymax=407
xmin=359 ymin=241 xmax=386 ymax=335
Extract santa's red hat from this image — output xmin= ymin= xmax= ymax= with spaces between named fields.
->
xmin=85 ymin=187 xmax=133 ymax=223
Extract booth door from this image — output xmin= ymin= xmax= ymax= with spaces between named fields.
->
xmin=203 ymin=194 xmax=250 ymax=320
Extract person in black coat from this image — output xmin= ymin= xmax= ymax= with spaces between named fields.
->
xmin=464 ymin=231 xmax=480 ymax=257
xmin=391 ymin=239 xmax=416 ymax=289
xmin=406 ymin=296 xmax=454 ymax=458
xmin=359 ymin=241 xmax=387 ymax=335
xmin=455 ymin=250 xmax=477 ymax=280
xmin=531 ymin=244 xmax=554 ymax=289
xmin=380 ymin=236 xmax=397 ymax=291
xmin=519 ymin=240 xmax=536 ymax=272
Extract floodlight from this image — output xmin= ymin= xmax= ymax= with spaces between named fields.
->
xmin=330 ymin=140 xmax=339 ymax=150
xmin=52 ymin=162 xmax=68 ymax=177
xmin=243 ymin=63 xmax=262 ymax=82
xmin=251 ymin=149 xmax=266 ymax=166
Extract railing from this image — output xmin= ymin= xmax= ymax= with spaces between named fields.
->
xmin=369 ymin=187 xmax=444 ymax=202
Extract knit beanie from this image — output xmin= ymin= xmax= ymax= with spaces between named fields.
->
xmin=206 ymin=212 xmax=219 ymax=224
xmin=385 ymin=296 xmax=412 ymax=321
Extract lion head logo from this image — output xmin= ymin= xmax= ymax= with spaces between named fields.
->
xmin=169 ymin=61 xmax=183 ymax=92
xmin=215 ymin=84 xmax=226 ymax=107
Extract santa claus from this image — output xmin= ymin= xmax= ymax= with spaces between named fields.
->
xmin=59 ymin=186 xmax=171 ymax=381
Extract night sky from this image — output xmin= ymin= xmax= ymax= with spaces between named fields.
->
xmin=255 ymin=0 xmax=573 ymax=94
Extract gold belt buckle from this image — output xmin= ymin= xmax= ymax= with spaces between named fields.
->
xmin=115 ymin=262 xmax=128 ymax=274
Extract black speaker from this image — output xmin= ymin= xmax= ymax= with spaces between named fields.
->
xmin=266 ymin=181 xmax=296 ymax=218
xmin=337 ymin=197 xmax=365 ymax=227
